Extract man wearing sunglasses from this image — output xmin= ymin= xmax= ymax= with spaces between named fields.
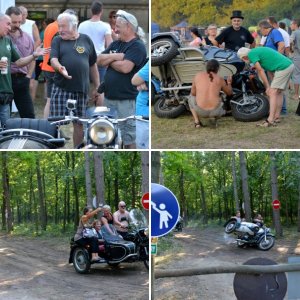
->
xmin=97 ymin=10 xmax=147 ymax=149
xmin=113 ymin=201 xmax=132 ymax=238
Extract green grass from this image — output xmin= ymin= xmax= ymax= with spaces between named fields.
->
xmin=151 ymin=92 xmax=300 ymax=149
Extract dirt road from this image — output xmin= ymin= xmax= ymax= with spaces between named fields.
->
xmin=0 ymin=234 xmax=148 ymax=300
xmin=154 ymin=226 xmax=300 ymax=299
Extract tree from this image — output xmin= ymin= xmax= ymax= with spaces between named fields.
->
xmin=270 ymin=152 xmax=283 ymax=237
xmin=84 ymin=152 xmax=93 ymax=206
xmin=239 ymin=152 xmax=251 ymax=221
xmin=231 ymin=152 xmax=240 ymax=212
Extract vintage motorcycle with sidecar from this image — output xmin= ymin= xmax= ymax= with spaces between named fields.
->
xmin=224 ymin=216 xmax=275 ymax=251
xmin=69 ymin=209 xmax=148 ymax=274
xmin=151 ymin=32 xmax=269 ymax=121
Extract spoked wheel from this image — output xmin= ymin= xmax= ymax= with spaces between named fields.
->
xmin=154 ymin=97 xmax=186 ymax=118
xmin=258 ymin=236 xmax=275 ymax=251
xmin=231 ymin=94 xmax=269 ymax=122
xmin=224 ymin=220 xmax=237 ymax=234
xmin=73 ymin=248 xmax=91 ymax=274
xmin=151 ymin=38 xmax=179 ymax=66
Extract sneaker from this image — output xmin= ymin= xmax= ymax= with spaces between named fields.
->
xmin=91 ymin=257 xmax=101 ymax=262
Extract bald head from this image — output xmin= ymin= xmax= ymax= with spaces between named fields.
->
xmin=0 ymin=13 xmax=11 ymax=37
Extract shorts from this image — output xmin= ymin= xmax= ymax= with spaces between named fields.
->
xmin=136 ymin=118 xmax=149 ymax=149
xmin=104 ymin=98 xmax=136 ymax=146
xmin=271 ymin=64 xmax=294 ymax=90
xmin=44 ymin=71 xmax=55 ymax=98
xmin=50 ymin=85 xmax=88 ymax=118
xmin=188 ymin=96 xmax=225 ymax=118
xmin=292 ymin=56 xmax=300 ymax=84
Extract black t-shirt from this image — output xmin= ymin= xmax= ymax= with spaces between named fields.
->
xmin=50 ymin=34 xmax=97 ymax=94
xmin=102 ymin=38 xmax=147 ymax=100
xmin=215 ymin=26 xmax=254 ymax=51
xmin=204 ymin=37 xmax=213 ymax=46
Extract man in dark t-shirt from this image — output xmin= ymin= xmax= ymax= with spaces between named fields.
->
xmin=50 ymin=11 xmax=100 ymax=147
xmin=213 ymin=10 xmax=255 ymax=51
xmin=97 ymin=10 xmax=147 ymax=149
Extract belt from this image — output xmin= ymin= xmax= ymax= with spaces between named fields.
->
xmin=11 ymin=73 xmax=27 ymax=78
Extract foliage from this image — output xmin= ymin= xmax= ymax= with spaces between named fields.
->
xmin=152 ymin=0 xmax=300 ymax=28
xmin=160 ymin=151 xmax=300 ymax=226
xmin=0 ymin=151 xmax=145 ymax=233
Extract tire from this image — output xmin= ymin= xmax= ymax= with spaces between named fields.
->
xmin=231 ymin=94 xmax=269 ymax=122
xmin=258 ymin=235 xmax=275 ymax=251
xmin=151 ymin=82 xmax=157 ymax=105
xmin=154 ymin=97 xmax=186 ymax=118
xmin=72 ymin=248 xmax=91 ymax=274
xmin=224 ymin=220 xmax=237 ymax=234
xmin=151 ymin=38 xmax=179 ymax=66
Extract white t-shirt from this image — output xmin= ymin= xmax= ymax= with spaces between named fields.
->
xmin=20 ymin=19 xmax=35 ymax=42
xmin=78 ymin=20 xmax=112 ymax=55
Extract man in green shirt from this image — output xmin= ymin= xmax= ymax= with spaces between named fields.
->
xmin=0 ymin=12 xmax=50 ymax=126
xmin=237 ymin=47 xmax=294 ymax=127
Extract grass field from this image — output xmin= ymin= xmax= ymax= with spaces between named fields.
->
xmin=151 ymin=91 xmax=300 ymax=149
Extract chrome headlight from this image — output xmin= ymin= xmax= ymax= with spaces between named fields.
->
xmin=88 ymin=119 xmax=115 ymax=145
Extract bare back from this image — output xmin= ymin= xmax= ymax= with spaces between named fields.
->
xmin=191 ymin=72 xmax=232 ymax=110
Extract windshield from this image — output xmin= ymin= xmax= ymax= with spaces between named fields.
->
xmin=100 ymin=224 xmax=123 ymax=242
xmin=129 ymin=209 xmax=148 ymax=228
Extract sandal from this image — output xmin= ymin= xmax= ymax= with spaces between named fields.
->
xmin=194 ymin=121 xmax=204 ymax=128
xmin=256 ymin=120 xmax=276 ymax=127
xmin=274 ymin=118 xmax=281 ymax=124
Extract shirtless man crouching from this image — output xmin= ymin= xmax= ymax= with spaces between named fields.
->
xmin=188 ymin=59 xmax=233 ymax=128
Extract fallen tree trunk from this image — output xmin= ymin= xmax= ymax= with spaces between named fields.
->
xmin=155 ymin=263 xmax=300 ymax=279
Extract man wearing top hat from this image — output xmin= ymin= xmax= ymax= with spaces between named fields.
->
xmin=213 ymin=10 xmax=255 ymax=51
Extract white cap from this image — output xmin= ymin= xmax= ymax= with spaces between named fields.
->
xmin=237 ymin=47 xmax=251 ymax=59
xmin=116 ymin=10 xmax=138 ymax=31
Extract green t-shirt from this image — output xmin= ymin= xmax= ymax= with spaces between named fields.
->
xmin=248 ymin=47 xmax=292 ymax=72
xmin=0 ymin=36 xmax=20 ymax=94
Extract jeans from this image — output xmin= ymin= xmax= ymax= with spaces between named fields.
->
xmin=136 ymin=119 xmax=149 ymax=149
xmin=0 ymin=104 xmax=10 ymax=126
xmin=12 ymin=76 xmax=35 ymax=118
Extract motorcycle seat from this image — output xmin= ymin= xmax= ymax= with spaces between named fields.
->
xmin=4 ymin=118 xmax=57 ymax=138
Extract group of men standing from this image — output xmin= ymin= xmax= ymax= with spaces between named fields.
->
xmin=0 ymin=1 xmax=148 ymax=148
xmin=190 ymin=10 xmax=296 ymax=128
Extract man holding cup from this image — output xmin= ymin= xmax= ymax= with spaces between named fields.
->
xmin=0 ymin=12 xmax=50 ymax=126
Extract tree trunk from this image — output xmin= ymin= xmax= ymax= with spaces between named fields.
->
xmin=93 ymin=152 xmax=105 ymax=219
xmin=130 ymin=152 xmax=138 ymax=208
xmin=151 ymin=151 xmax=161 ymax=183
xmin=239 ymin=152 xmax=251 ymax=221
xmin=270 ymin=151 xmax=283 ymax=237
xmin=141 ymin=152 xmax=149 ymax=195
xmin=179 ymin=169 xmax=187 ymax=221
xmin=84 ymin=151 xmax=93 ymax=207
xmin=36 ymin=155 xmax=46 ymax=231
xmin=55 ymin=175 xmax=59 ymax=224
xmin=200 ymin=183 xmax=208 ymax=224
xmin=231 ymin=151 xmax=240 ymax=211
xmin=72 ymin=152 xmax=80 ymax=230
xmin=2 ymin=152 xmax=13 ymax=232
xmin=297 ymin=153 xmax=300 ymax=232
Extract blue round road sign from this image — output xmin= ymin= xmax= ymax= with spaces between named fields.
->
xmin=151 ymin=183 xmax=180 ymax=237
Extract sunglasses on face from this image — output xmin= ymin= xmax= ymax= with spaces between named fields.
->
xmin=120 ymin=205 xmax=126 ymax=208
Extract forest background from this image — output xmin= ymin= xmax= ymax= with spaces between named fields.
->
xmin=152 ymin=151 xmax=300 ymax=236
xmin=152 ymin=0 xmax=300 ymax=29
xmin=0 ymin=151 xmax=149 ymax=236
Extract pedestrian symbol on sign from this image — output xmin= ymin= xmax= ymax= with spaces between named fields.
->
xmin=151 ymin=183 xmax=180 ymax=237
xmin=151 ymin=202 xmax=173 ymax=229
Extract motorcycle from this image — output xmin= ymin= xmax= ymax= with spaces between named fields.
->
xmin=122 ymin=209 xmax=149 ymax=269
xmin=151 ymin=32 xmax=269 ymax=121
xmin=224 ymin=217 xmax=275 ymax=251
xmin=69 ymin=208 xmax=148 ymax=274
xmin=174 ymin=216 xmax=183 ymax=232
xmin=0 ymin=99 xmax=148 ymax=149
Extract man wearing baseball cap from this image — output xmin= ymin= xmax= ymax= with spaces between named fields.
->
xmin=237 ymin=47 xmax=294 ymax=127
xmin=213 ymin=10 xmax=255 ymax=51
